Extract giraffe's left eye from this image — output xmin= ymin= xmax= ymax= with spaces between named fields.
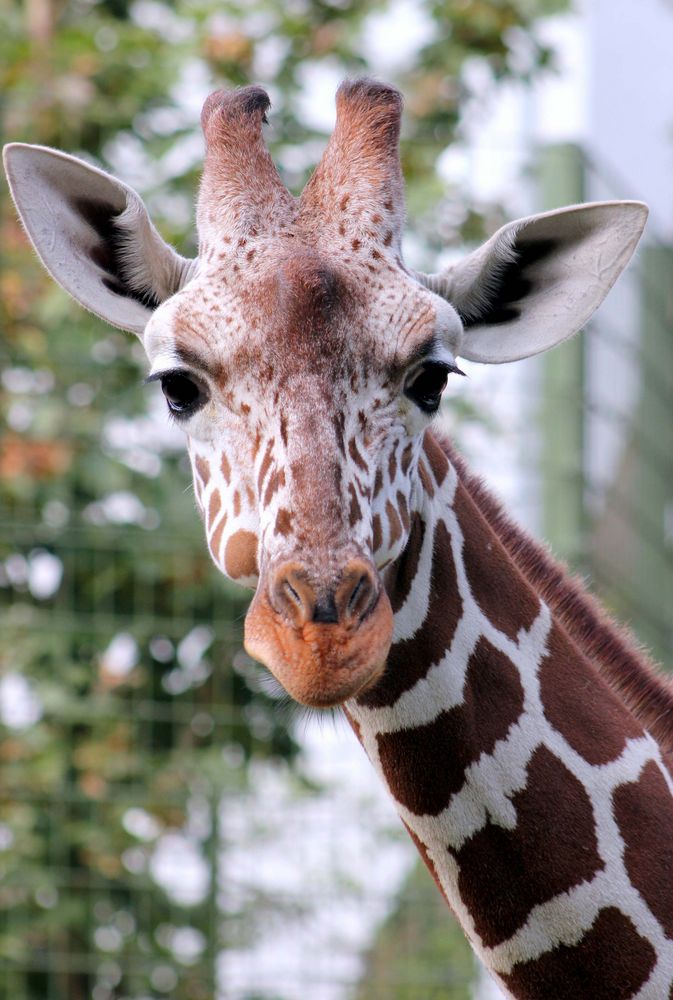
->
xmin=404 ymin=362 xmax=450 ymax=414
xmin=160 ymin=372 xmax=206 ymax=418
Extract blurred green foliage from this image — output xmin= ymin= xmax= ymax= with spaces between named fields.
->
xmin=1 ymin=1 xmax=565 ymax=996
xmin=355 ymin=862 xmax=476 ymax=1000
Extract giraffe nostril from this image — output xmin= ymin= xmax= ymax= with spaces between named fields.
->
xmin=270 ymin=559 xmax=379 ymax=629
xmin=283 ymin=579 xmax=302 ymax=608
xmin=271 ymin=567 xmax=316 ymax=626
xmin=334 ymin=560 xmax=378 ymax=624
xmin=347 ymin=574 xmax=368 ymax=614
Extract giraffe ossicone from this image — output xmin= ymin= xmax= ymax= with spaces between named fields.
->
xmin=5 ymin=79 xmax=673 ymax=998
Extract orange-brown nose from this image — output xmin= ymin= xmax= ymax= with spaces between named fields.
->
xmin=244 ymin=556 xmax=393 ymax=706
xmin=270 ymin=559 xmax=379 ymax=628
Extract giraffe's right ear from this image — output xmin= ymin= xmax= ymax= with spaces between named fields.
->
xmin=2 ymin=143 xmax=197 ymax=336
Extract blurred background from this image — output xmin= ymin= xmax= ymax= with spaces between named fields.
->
xmin=1 ymin=0 xmax=672 ymax=998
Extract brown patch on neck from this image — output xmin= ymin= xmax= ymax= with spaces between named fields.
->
xmin=540 ymin=623 xmax=643 ymax=765
xmin=453 ymin=481 xmax=540 ymax=643
xmin=376 ymin=637 xmax=524 ymax=816
xmin=454 ymin=745 xmax=603 ymax=948
xmin=502 ymin=907 xmax=656 ymax=1000
xmin=274 ymin=507 xmax=293 ymax=537
xmin=209 ymin=514 xmax=227 ymax=563
xmin=263 ymin=468 xmax=285 ymax=508
xmin=257 ymin=439 xmax=275 ymax=494
xmin=386 ymin=513 xmax=425 ymax=614
xmin=422 ymin=431 xmax=448 ymax=488
xmin=348 ymin=483 xmax=362 ymax=528
xmin=359 ymin=520 xmax=463 ymax=708
xmin=440 ymin=435 xmax=673 ymax=765
xmin=385 ymin=499 xmax=402 ymax=549
xmin=613 ymin=760 xmax=673 ymax=939
xmin=208 ymin=490 xmax=221 ymax=524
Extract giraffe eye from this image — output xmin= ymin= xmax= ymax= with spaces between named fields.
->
xmin=160 ymin=372 xmax=205 ymax=418
xmin=404 ymin=362 xmax=450 ymax=414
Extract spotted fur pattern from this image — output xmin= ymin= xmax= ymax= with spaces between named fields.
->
xmin=348 ymin=435 xmax=673 ymax=998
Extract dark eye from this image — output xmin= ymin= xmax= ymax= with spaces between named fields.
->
xmin=160 ymin=372 xmax=205 ymax=418
xmin=404 ymin=362 xmax=450 ymax=414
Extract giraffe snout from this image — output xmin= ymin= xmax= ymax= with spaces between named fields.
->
xmin=243 ymin=557 xmax=394 ymax=707
xmin=270 ymin=559 xmax=379 ymax=629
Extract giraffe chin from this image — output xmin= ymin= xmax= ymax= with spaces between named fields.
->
xmin=243 ymin=591 xmax=394 ymax=707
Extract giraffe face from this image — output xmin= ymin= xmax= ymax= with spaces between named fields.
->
xmin=143 ymin=243 xmax=463 ymax=706
xmin=134 ymin=79 xmax=469 ymax=708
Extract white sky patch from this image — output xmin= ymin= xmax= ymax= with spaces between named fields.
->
xmin=361 ymin=0 xmax=434 ymax=73
xmin=295 ymin=60 xmax=344 ymax=132
xmin=151 ymin=831 xmax=211 ymax=907
xmin=131 ymin=0 xmax=194 ymax=43
xmin=101 ymin=394 xmax=184 ymax=479
xmin=27 ymin=550 xmax=63 ymax=600
xmin=2 ymin=366 xmax=54 ymax=394
xmin=6 ymin=402 xmax=33 ymax=432
xmin=170 ymin=926 xmax=207 ymax=965
xmin=533 ymin=13 xmax=587 ymax=144
xmin=84 ymin=490 xmax=153 ymax=527
xmin=452 ymin=75 xmax=530 ymax=215
xmin=0 ymin=824 xmax=14 ymax=851
xmin=0 ymin=673 xmax=43 ymax=730
xmin=100 ymin=633 xmax=139 ymax=679
xmin=4 ymin=553 xmax=29 ymax=587
xmin=164 ymin=626 xmax=214 ymax=694
xmin=123 ymin=807 xmax=163 ymax=842
xmin=177 ymin=626 xmax=214 ymax=670
xmin=253 ymin=35 xmax=291 ymax=84
xmin=172 ymin=58 xmax=213 ymax=123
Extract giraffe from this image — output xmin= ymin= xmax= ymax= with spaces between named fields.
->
xmin=5 ymin=79 xmax=673 ymax=998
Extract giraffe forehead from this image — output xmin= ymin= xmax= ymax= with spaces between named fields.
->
xmin=157 ymin=247 xmax=436 ymax=378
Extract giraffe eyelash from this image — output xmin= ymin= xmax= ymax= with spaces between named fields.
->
xmin=404 ymin=360 xmax=464 ymax=414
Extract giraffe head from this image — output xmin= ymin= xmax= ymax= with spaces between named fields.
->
xmin=3 ymin=79 xmax=647 ymax=706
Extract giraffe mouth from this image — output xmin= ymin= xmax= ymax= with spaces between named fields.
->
xmin=243 ymin=585 xmax=394 ymax=707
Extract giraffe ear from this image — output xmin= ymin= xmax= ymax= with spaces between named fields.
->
xmin=419 ymin=202 xmax=648 ymax=364
xmin=2 ymin=143 xmax=197 ymax=336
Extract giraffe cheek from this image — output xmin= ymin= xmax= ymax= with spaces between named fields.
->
xmin=224 ymin=529 xmax=259 ymax=582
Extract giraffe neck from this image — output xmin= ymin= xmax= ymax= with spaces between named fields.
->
xmin=347 ymin=432 xmax=673 ymax=999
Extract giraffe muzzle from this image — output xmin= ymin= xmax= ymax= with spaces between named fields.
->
xmin=243 ymin=559 xmax=394 ymax=707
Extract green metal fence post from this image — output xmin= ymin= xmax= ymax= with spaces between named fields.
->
xmin=634 ymin=246 xmax=673 ymax=665
xmin=537 ymin=143 xmax=587 ymax=570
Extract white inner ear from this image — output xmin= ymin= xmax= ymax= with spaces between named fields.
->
xmin=443 ymin=202 xmax=648 ymax=365
xmin=3 ymin=143 xmax=196 ymax=336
